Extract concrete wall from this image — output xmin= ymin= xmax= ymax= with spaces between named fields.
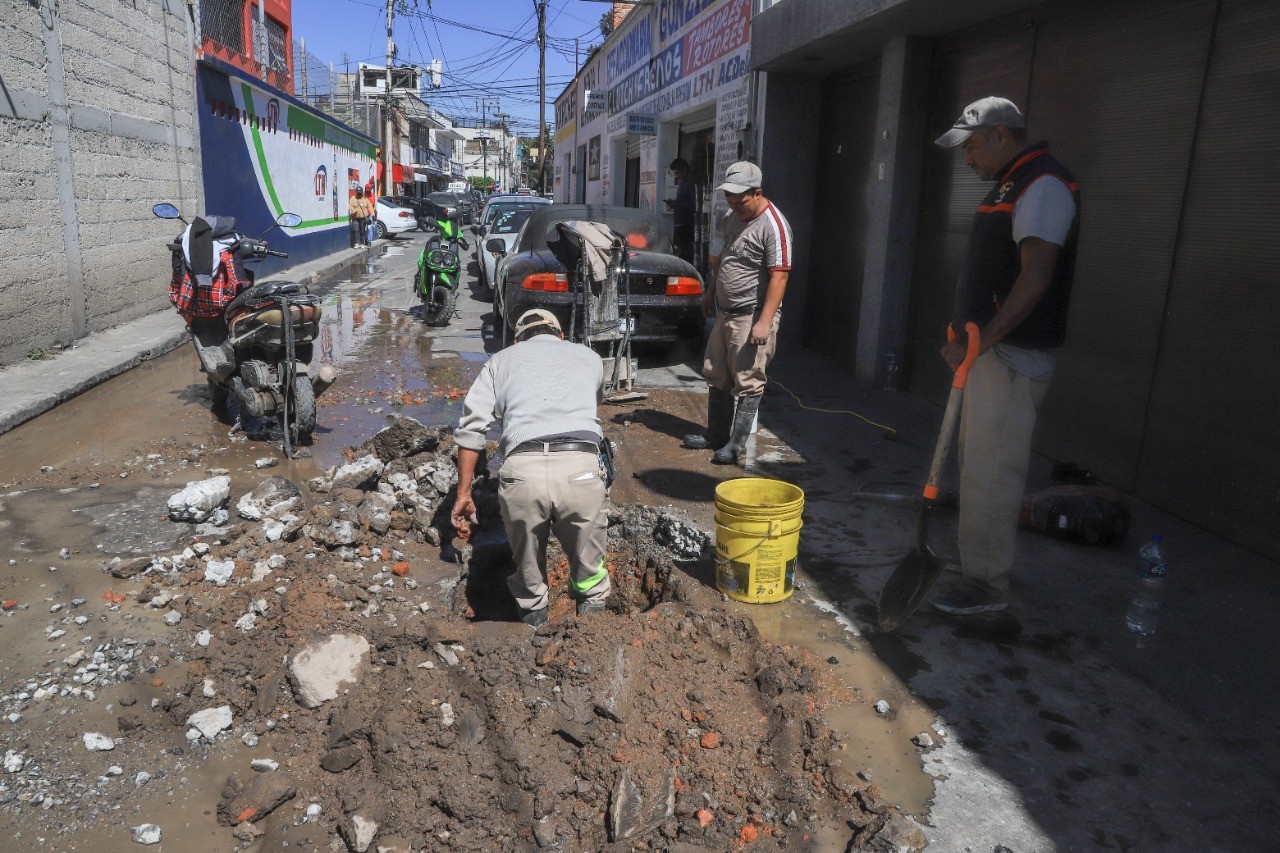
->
xmin=0 ymin=0 xmax=199 ymax=367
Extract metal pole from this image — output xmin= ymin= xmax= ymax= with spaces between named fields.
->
xmin=300 ymin=36 xmax=307 ymax=102
xmin=481 ymin=98 xmax=489 ymax=192
xmin=257 ymin=0 xmax=267 ymax=81
xmin=495 ymin=112 xmax=509 ymax=191
xmin=536 ymin=0 xmax=547 ymax=194
xmin=383 ymin=0 xmax=394 ymax=196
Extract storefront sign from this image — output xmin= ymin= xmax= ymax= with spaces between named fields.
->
xmin=627 ymin=113 xmax=657 ymax=135
xmin=584 ymin=90 xmax=607 ymax=112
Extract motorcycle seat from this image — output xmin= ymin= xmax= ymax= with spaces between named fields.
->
xmin=225 ymin=280 xmax=307 ymax=315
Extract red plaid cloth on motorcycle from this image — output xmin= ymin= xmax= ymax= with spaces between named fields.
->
xmin=169 ymin=250 xmax=246 ymax=320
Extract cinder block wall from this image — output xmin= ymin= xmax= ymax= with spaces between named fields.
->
xmin=0 ymin=0 xmax=199 ymax=367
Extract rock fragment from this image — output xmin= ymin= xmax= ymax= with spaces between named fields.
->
xmin=287 ymin=634 xmax=372 ymax=708
xmin=608 ymin=766 xmax=677 ymax=842
xmin=167 ymin=476 xmax=231 ymax=523
xmin=131 ymin=824 xmax=162 ymax=845
xmin=83 ymin=733 xmax=115 ymax=751
xmin=216 ymin=773 xmax=297 ymax=825
xmin=187 ymin=706 xmax=234 ymax=740
xmin=340 ymin=812 xmax=380 ymax=853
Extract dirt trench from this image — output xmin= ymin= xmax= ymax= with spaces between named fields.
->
xmin=3 ymin=418 xmax=922 ymax=851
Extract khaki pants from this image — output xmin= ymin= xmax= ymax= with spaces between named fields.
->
xmin=701 ymin=311 xmax=781 ymax=397
xmin=498 ymin=450 xmax=610 ymax=612
xmin=957 ymin=351 xmax=1051 ymax=596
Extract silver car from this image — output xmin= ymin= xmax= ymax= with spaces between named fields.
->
xmin=476 ymin=207 xmax=539 ymax=294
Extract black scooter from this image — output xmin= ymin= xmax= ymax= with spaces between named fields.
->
xmin=154 ymin=203 xmax=336 ymax=458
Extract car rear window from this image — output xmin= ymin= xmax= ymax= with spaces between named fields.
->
xmin=539 ymin=215 xmax=663 ymax=251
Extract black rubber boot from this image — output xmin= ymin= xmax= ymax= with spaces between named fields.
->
xmin=712 ymin=394 xmax=761 ymax=465
xmin=683 ymin=387 xmax=733 ymax=450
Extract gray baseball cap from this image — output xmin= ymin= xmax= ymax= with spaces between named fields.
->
xmin=715 ymin=161 xmax=762 ymax=193
xmin=934 ymin=97 xmax=1025 ymax=148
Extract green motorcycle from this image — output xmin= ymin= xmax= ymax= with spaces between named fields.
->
xmin=415 ymin=212 xmax=469 ymax=327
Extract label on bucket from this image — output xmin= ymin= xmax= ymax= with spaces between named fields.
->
xmin=715 ymin=554 xmax=797 ymax=603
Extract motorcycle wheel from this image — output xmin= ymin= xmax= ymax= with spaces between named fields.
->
xmin=424 ymin=284 xmax=456 ymax=327
xmin=290 ymin=375 xmax=316 ymax=444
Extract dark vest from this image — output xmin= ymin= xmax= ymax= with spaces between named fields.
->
xmin=958 ymin=142 xmax=1079 ymax=349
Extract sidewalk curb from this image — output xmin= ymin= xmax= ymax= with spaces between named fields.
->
xmin=0 ymin=245 xmax=374 ymax=436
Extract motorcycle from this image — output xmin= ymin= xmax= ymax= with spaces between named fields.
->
xmin=153 ymin=203 xmax=336 ymax=458
xmin=415 ymin=212 xmax=469 ymax=327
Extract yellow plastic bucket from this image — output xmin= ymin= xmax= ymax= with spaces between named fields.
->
xmin=713 ymin=478 xmax=805 ymax=603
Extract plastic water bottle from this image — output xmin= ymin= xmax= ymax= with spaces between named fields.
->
xmin=883 ymin=350 xmax=900 ymax=391
xmin=1125 ymin=534 xmax=1167 ymax=636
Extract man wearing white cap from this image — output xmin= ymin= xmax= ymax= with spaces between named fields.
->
xmin=452 ymin=309 xmax=611 ymax=626
xmin=682 ymin=161 xmax=793 ymax=465
xmin=931 ymin=97 xmax=1080 ymax=615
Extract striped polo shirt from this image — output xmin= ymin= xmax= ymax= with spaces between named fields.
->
xmin=714 ymin=201 xmax=793 ymax=315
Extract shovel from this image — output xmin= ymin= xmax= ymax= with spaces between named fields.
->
xmin=876 ymin=323 xmax=980 ymax=633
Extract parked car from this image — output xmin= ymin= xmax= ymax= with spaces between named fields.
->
xmin=490 ymin=204 xmax=704 ymax=347
xmin=382 ymin=195 xmax=446 ymax=231
xmin=427 ymin=192 xmax=472 ymax=224
xmin=476 ymin=194 xmax=551 ymax=234
xmin=475 ymin=207 xmax=538 ymax=294
xmin=374 ymin=197 xmax=418 ymax=238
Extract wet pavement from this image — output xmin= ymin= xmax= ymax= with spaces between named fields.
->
xmin=2 ymin=227 xmax=1276 ymax=850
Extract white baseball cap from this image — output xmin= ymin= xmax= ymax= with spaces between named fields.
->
xmin=715 ymin=161 xmax=762 ymax=194
xmin=514 ymin=308 xmax=562 ymax=338
xmin=934 ymin=97 xmax=1025 ymax=148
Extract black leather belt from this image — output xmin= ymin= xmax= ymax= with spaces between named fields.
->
xmin=509 ymin=440 xmax=600 ymax=455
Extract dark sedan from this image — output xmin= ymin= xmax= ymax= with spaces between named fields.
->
xmin=490 ymin=205 xmax=704 ymax=347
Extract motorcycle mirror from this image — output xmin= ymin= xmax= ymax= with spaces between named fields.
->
xmin=276 ymin=213 xmax=302 ymax=228
xmin=152 ymin=203 xmax=183 ymax=220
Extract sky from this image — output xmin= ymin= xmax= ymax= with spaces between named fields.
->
xmin=291 ymin=0 xmax=612 ymax=136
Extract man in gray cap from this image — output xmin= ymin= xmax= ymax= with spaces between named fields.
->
xmin=452 ymin=309 xmax=611 ymax=626
xmin=683 ymin=161 xmax=793 ymax=465
xmin=930 ymin=96 xmax=1080 ymax=616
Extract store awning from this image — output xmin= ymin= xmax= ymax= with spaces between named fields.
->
xmin=392 ymin=163 xmax=415 ymax=183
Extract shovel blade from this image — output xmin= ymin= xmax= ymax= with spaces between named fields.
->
xmin=876 ymin=548 xmax=947 ymax=633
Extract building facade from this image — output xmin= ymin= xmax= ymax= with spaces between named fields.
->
xmin=553 ymin=0 xmax=755 ymax=272
xmin=752 ymin=0 xmax=1280 ymax=560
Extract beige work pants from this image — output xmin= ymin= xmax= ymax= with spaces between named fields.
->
xmin=957 ymin=351 xmax=1051 ymax=596
xmin=498 ymin=450 xmax=611 ymax=612
xmin=701 ymin=311 xmax=781 ymax=397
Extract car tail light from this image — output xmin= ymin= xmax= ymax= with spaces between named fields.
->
xmin=665 ymin=276 xmax=702 ymax=296
xmin=397 ymin=211 xmax=411 ymax=218
xmin=521 ymin=273 xmax=569 ymax=292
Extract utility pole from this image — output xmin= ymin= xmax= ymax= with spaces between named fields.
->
xmin=257 ymin=1 xmax=267 ymax=81
xmin=479 ymin=98 xmax=489 ymax=193
xmin=300 ymin=37 xmax=307 ymax=103
xmin=383 ymin=0 xmax=395 ymax=196
xmin=495 ymin=112 xmax=510 ymax=191
xmin=536 ymin=0 xmax=547 ymax=194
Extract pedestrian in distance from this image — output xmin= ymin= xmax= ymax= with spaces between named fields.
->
xmin=350 ymin=186 xmax=375 ymax=248
xmin=683 ymin=161 xmax=793 ymax=466
xmin=929 ymin=96 xmax=1080 ymax=616
xmin=451 ymin=309 xmax=612 ymax=627
xmin=664 ymin=157 xmax=696 ymax=263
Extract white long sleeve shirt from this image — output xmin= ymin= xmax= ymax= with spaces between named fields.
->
xmin=454 ymin=335 xmax=604 ymax=457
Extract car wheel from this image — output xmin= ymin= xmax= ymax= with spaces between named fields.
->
xmin=376 ymin=220 xmax=388 ymax=239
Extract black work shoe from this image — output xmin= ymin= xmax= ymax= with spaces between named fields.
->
xmin=577 ymin=599 xmax=606 ymax=616
xmin=521 ymin=607 xmax=548 ymax=627
xmin=683 ymin=388 xmax=733 ymax=450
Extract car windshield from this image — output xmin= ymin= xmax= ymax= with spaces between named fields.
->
xmin=428 ymin=193 xmax=459 ymax=206
xmin=483 ymin=202 xmax=537 ymax=227
xmin=492 ymin=209 xmax=534 ymax=235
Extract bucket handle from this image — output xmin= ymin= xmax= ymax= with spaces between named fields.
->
xmin=725 ymin=520 xmax=780 ymax=561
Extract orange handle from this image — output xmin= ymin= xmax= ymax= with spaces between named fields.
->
xmin=949 ymin=322 xmax=981 ymax=389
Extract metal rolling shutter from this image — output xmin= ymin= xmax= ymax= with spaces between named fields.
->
xmin=1029 ymin=0 xmax=1217 ymax=491
xmin=906 ymin=20 xmax=1035 ymax=402
xmin=1134 ymin=0 xmax=1280 ymax=560
xmin=803 ymin=61 xmax=878 ymax=369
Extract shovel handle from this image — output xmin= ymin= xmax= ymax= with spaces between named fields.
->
xmin=922 ymin=324 xmax=980 ymax=501
xmin=948 ymin=322 xmax=982 ymax=389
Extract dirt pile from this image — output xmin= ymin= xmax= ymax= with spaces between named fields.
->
xmin=3 ymin=416 xmax=922 ymax=851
